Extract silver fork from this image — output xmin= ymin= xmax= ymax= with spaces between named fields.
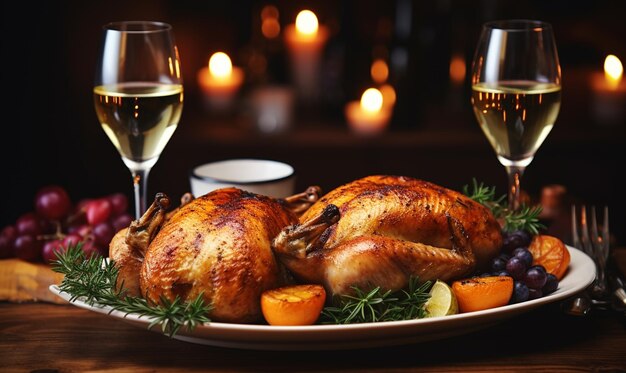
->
xmin=571 ymin=205 xmax=610 ymax=300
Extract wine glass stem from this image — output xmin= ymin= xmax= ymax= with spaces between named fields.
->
xmin=131 ymin=168 xmax=151 ymax=219
xmin=505 ymin=165 xmax=525 ymax=211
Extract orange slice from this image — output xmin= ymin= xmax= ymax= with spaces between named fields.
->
xmin=528 ymin=235 xmax=571 ymax=280
xmin=452 ymin=276 xmax=513 ymax=313
xmin=261 ymin=284 xmax=326 ymax=326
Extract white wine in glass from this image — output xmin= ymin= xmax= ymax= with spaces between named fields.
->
xmin=471 ymin=20 xmax=561 ymax=211
xmin=93 ymin=21 xmax=183 ymax=218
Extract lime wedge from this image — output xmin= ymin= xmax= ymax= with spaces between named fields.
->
xmin=424 ymin=280 xmax=458 ymax=317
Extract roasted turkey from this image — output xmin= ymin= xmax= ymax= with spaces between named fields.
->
xmin=272 ymin=175 xmax=503 ymax=297
xmin=109 ymin=186 xmax=321 ymax=323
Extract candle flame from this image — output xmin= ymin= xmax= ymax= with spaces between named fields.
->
xmin=360 ymin=88 xmax=383 ymax=113
xmin=209 ymin=52 xmax=233 ymax=79
xmin=604 ymin=54 xmax=623 ymax=89
xmin=295 ymin=10 xmax=318 ymax=36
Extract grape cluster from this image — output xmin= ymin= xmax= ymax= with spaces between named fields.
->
xmin=0 ymin=185 xmax=133 ymax=264
xmin=483 ymin=230 xmax=559 ymax=304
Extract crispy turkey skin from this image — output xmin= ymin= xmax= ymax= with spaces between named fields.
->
xmin=272 ymin=175 xmax=503 ymax=296
xmin=140 ymin=188 xmax=298 ymax=323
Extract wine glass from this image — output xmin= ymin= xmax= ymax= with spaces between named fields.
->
xmin=93 ymin=21 xmax=183 ymax=219
xmin=470 ymin=20 xmax=561 ymax=211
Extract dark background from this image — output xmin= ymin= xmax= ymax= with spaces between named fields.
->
xmin=2 ymin=0 xmax=625 ymax=244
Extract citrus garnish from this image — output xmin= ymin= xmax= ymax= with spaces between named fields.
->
xmin=424 ymin=280 xmax=458 ymax=317
xmin=452 ymin=276 xmax=513 ymax=313
xmin=261 ymin=284 xmax=326 ymax=326
xmin=528 ymin=235 xmax=571 ymax=280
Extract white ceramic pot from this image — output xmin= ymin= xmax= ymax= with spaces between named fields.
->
xmin=189 ymin=159 xmax=296 ymax=198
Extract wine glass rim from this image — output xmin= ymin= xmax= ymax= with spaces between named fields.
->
xmin=483 ymin=19 xmax=552 ymax=32
xmin=103 ymin=21 xmax=172 ymax=33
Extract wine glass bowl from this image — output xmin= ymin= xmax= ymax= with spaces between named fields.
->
xmin=470 ymin=20 xmax=561 ymax=211
xmin=93 ymin=21 xmax=183 ymax=218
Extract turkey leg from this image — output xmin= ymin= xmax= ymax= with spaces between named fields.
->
xmin=279 ymin=186 xmax=323 ymax=216
xmin=126 ymin=192 xmax=171 ymax=253
xmin=109 ymin=192 xmax=170 ymax=297
xmin=273 ymin=204 xmax=340 ymax=258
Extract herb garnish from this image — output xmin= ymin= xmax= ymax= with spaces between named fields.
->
xmin=502 ymin=205 xmax=544 ymax=235
xmin=52 ymin=244 xmax=211 ymax=337
xmin=462 ymin=178 xmax=545 ymax=234
xmin=462 ymin=178 xmax=506 ymax=216
xmin=320 ymin=277 xmax=431 ymax=324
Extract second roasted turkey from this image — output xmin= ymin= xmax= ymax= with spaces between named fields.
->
xmin=272 ymin=175 xmax=503 ymax=297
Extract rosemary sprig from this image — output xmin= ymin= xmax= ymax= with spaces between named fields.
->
xmin=319 ymin=277 xmax=431 ymax=324
xmin=462 ymin=178 xmax=501 ymax=206
xmin=462 ymin=178 xmax=506 ymax=218
xmin=462 ymin=178 xmax=544 ymax=234
xmin=51 ymin=244 xmax=211 ymax=337
xmin=503 ymin=205 xmax=545 ymax=235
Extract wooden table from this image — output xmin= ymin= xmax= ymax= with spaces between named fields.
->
xmin=1 ymin=301 xmax=624 ymax=372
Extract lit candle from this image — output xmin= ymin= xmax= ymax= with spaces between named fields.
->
xmin=345 ymin=88 xmax=393 ymax=136
xmin=590 ymin=54 xmax=626 ymax=125
xmin=197 ymin=52 xmax=244 ymax=111
xmin=284 ymin=10 xmax=329 ymax=103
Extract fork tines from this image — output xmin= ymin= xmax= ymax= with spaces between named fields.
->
xmin=571 ymin=205 xmax=610 ymax=300
xmin=571 ymin=205 xmax=609 ymax=256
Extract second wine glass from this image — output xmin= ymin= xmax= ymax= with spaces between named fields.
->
xmin=470 ymin=20 xmax=561 ymax=211
xmin=93 ymin=21 xmax=183 ymax=219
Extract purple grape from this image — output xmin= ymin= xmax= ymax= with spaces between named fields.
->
xmin=35 ymin=185 xmax=72 ymax=220
xmin=13 ymin=235 xmax=41 ymax=262
xmin=512 ymin=281 xmax=529 ymax=303
xmin=92 ymin=222 xmax=115 ymax=247
xmin=62 ymin=233 xmax=83 ymax=248
xmin=495 ymin=270 xmax=511 ymax=277
xmin=542 ymin=273 xmax=559 ymax=295
xmin=502 ymin=230 xmax=532 ymax=252
xmin=512 ymin=247 xmax=533 ymax=267
xmin=506 ymin=257 xmax=527 ymax=280
xmin=498 ymin=252 xmax=511 ymax=261
xmin=15 ymin=213 xmax=43 ymax=236
xmin=81 ymin=238 xmax=104 ymax=259
xmin=1 ymin=225 xmax=18 ymax=241
xmin=41 ymin=239 xmax=65 ymax=264
xmin=107 ymin=193 xmax=128 ymax=216
xmin=111 ymin=213 xmax=133 ymax=232
xmin=491 ymin=257 xmax=507 ymax=272
xmin=1 ymin=226 xmax=18 ymax=258
xmin=0 ymin=235 xmax=13 ymax=258
xmin=524 ymin=265 xmax=548 ymax=289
